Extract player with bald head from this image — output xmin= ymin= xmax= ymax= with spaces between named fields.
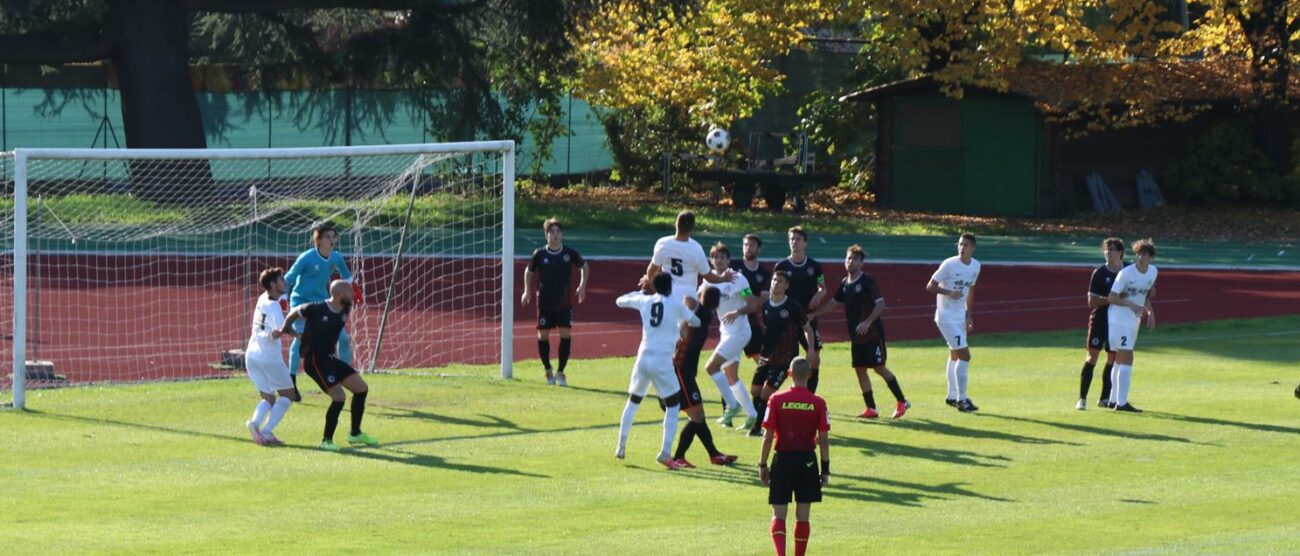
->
xmin=281 ymin=279 xmax=378 ymax=451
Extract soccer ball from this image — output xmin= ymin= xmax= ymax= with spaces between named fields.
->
xmin=705 ymin=128 xmax=730 ymax=153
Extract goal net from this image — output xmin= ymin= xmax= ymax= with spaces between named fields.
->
xmin=3 ymin=143 xmax=516 ymax=410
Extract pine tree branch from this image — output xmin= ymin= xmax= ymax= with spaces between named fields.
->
xmin=0 ymin=22 xmax=113 ymax=65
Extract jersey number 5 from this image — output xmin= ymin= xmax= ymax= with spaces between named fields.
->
xmin=650 ymin=302 xmax=665 ymax=326
xmin=670 ymin=258 xmax=684 ymax=276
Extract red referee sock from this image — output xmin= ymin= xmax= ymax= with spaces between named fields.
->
xmin=794 ymin=521 xmax=810 ymax=556
xmin=770 ymin=518 xmax=787 ymax=556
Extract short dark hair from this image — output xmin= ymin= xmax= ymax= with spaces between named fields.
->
xmin=259 ymin=267 xmax=284 ymax=292
xmin=788 ymin=226 xmax=807 ymax=242
xmin=1104 ymin=237 xmax=1124 ymax=252
xmin=960 ymin=233 xmax=977 ymax=244
xmin=789 ymin=357 xmax=811 ymax=380
xmin=676 ymin=211 xmax=696 ymax=234
xmin=773 ymin=270 xmax=791 ymax=285
xmin=743 ymin=233 xmax=762 ymax=248
xmin=710 ymin=241 xmax=730 ymax=258
xmin=846 ymin=244 xmax=865 ymax=261
xmin=700 ymin=286 xmax=721 ymax=310
xmin=653 ymin=273 xmax=673 ymax=295
xmin=543 ymin=218 xmax=563 ymax=233
xmin=312 ymin=222 xmax=337 ymax=245
xmin=1133 ymin=238 xmax=1156 ymax=257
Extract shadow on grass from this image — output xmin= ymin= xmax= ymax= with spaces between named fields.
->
xmin=978 ymin=414 xmax=1213 ymax=445
xmin=629 ymin=463 xmax=1012 ymax=507
xmin=830 ymin=434 xmax=1012 ymax=468
xmin=23 ymin=409 xmax=554 ymax=478
xmin=881 ymin=418 xmax=1082 ymax=446
xmin=369 ymin=404 xmax=524 ymax=431
xmin=1143 ymin=411 xmax=1300 ymax=436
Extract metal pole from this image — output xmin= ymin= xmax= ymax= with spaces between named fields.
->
xmin=566 ymin=92 xmax=573 ymax=176
xmin=368 ymin=174 xmax=419 ymax=374
xmin=12 ymin=151 xmax=28 ymax=410
xmin=500 ymin=144 xmax=515 ymax=379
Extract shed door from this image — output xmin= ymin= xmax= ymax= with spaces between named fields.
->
xmin=891 ymin=98 xmax=963 ymax=213
xmin=961 ymin=99 xmax=1040 ymax=216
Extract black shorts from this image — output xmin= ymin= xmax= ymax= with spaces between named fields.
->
xmin=301 ymin=353 xmax=357 ymax=393
xmin=768 ymin=451 xmax=822 ymax=505
xmin=851 ymin=338 xmax=887 ymax=368
xmin=753 ymin=360 xmax=792 ymax=390
xmin=743 ymin=316 xmax=764 ymax=357
xmin=1087 ymin=311 xmax=1111 ymax=352
xmin=796 ymin=319 xmax=824 ymax=353
xmin=675 ymin=370 xmax=704 ymax=410
xmin=537 ymin=306 xmax=573 ymax=330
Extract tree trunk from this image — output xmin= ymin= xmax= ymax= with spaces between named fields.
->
xmin=1242 ymin=0 xmax=1292 ymax=173
xmin=108 ymin=0 xmax=206 ymax=151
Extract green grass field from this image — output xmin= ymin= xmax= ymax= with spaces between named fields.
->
xmin=4 ymin=317 xmax=1299 ymax=555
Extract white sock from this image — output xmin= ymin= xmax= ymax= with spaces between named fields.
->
xmin=661 ymin=404 xmax=680 ymax=460
xmin=250 ymin=399 xmax=271 ymax=428
xmin=1109 ymin=365 xmax=1122 ymax=404
xmin=1115 ymin=365 xmax=1132 ymax=406
xmin=261 ymin=397 xmax=293 ymax=436
xmin=709 ymin=372 xmax=739 ymax=409
xmin=945 ymin=359 xmax=959 ymax=400
xmin=731 ymin=381 xmax=757 ymax=418
xmin=955 ymin=360 xmax=970 ymax=401
xmin=618 ymin=400 xmax=640 ymax=446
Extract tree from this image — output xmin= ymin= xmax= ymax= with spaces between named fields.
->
xmin=570 ymin=0 xmax=837 ymax=183
xmin=0 ymin=0 xmax=570 ymax=155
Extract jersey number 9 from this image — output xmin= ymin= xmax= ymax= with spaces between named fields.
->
xmin=650 ymin=302 xmax=664 ymax=326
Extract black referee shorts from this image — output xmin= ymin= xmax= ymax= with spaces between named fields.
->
xmin=302 ymin=353 xmax=357 ymax=393
xmin=769 ymin=450 xmax=822 ymax=505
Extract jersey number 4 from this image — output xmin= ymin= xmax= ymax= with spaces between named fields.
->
xmin=650 ymin=302 xmax=665 ymax=327
xmin=670 ymin=258 xmax=684 ymax=276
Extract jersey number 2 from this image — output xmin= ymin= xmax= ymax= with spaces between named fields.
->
xmin=670 ymin=258 xmax=684 ymax=276
xmin=650 ymin=302 xmax=665 ymax=327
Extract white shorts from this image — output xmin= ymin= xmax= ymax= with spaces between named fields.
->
xmin=246 ymin=354 xmax=293 ymax=393
xmin=1108 ymin=321 xmax=1139 ymax=351
xmin=712 ymin=325 xmax=752 ymax=365
xmin=628 ymin=353 xmax=681 ymax=399
xmin=935 ymin=319 xmax=969 ymax=350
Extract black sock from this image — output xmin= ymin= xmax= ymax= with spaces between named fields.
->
xmin=885 ymin=377 xmax=906 ymax=402
xmin=696 ymin=421 xmax=721 ymax=457
xmin=808 ymin=368 xmax=820 ymax=393
xmin=324 ymin=400 xmax=345 ymax=441
xmin=1080 ymin=362 xmax=1096 ymax=399
xmin=675 ymin=421 xmax=697 ymax=460
xmin=558 ymin=338 xmax=571 ymax=373
xmin=1099 ymin=363 xmax=1114 ymax=402
xmin=538 ymin=340 xmax=552 ymax=370
xmin=751 ymin=396 xmax=767 ymax=432
xmin=863 ymin=391 xmax=876 ymax=410
xmin=350 ymin=390 xmax=368 ymax=436
xmin=291 ymin=374 xmax=302 ymax=402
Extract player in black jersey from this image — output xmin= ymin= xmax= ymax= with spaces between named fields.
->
xmin=280 ymin=280 xmax=377 ymax=451
xmin=811 ymin=245 xmax=910 ymax=419
xmin=773 ymin=226 xmax=826 ymax=392
xmin=522 ymin=218 xmax=590 ymax=386
xmin=748 ymin=271 xmax=818 ymax=437
xmin=670 ymin=287 xmax=739 ymax=467
xmin=1080 ymin=237 xmax=1125 ymax=410
xmin=731 ymin=233 xmax=771 ymax=357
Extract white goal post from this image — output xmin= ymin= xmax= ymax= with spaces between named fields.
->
xmin=3 ymin=142 xmax=515 ymax=411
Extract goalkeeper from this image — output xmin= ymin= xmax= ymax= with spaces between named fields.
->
xmin=283 ymin=222 xmax=360 ymax=399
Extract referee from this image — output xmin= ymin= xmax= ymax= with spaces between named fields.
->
xmin=759 ymin=357 xmax=829 ymax=556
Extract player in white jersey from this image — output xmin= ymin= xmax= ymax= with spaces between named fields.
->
xmin=700 ymin=242 xmax=760 ymax=428
xmin=1106 ymin=239 xmax=1158 ymax=413
xmin=642 ymin=211 xmax=735 ymax=306
xmin=615 ymin=273 xmax=702 ymax=470
xmin=243 ymin=268 xmax=298 ymax=446
xmin=926 ymin=233 xmax=982 ymax=412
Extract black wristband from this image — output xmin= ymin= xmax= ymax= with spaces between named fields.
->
xmin=820 ymin=460 xmax=830 ymax=474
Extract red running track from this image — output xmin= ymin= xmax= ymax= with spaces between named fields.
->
xmin=510 ymin=261 xmax=1300 ymax=364
xmin=2 ymin=256 xmax=1298 ymax=386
